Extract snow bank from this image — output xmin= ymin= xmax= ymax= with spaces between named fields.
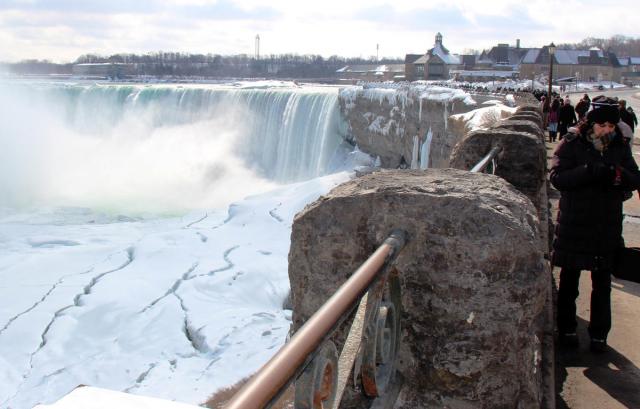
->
xmin=449 ymin=103 xmax=517 ymax=132
xmin=33 ymin=386 xmax=200 ymax=409
xmin=339 ymin=82 xmax=476 ymax=111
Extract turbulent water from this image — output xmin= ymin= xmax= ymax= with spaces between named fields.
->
xmin=0 ymin=81 xmax=349 ymax=213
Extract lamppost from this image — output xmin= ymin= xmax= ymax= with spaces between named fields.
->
xmin=548 ymin=42 xmax=556 ymax=98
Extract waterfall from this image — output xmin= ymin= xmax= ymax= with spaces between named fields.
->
xmin=420 ymin=127 xmax=433 ymax=169
xmin=51 ymin=84 xmax=346 ymax=181
xmin=410 ymin=135 xmax=420 ymax=169
xmin=0 ymin=82 xmax=347 ymax=211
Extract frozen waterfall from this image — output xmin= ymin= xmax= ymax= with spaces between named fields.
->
xmin=0 ymin=82 xmax=348 ymax=212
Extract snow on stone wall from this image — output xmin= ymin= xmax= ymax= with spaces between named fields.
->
xmin=338 ymin=83 xmax=481 ymax=169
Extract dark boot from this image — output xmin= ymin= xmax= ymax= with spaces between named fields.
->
xmin=559 ymin=332 xmax=579 ymax=348
xmin=590 ymin=338 xmax=608 ymax=354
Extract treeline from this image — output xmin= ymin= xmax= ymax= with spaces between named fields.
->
xmin=1 ymin=59 xmax=73 ymax=75
xmin=557 ymin=35 xmax=640 ymax=57
xmin=3 ymin=52 xmax=403 ymax=78
xmin=5 ymin=34 xmax=639 ymax=78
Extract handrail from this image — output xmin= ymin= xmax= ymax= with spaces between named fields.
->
xmin=470 ymin=146 xmax=502 ymax=173
xmin=224 ymin=229 xmax=407 ymax=409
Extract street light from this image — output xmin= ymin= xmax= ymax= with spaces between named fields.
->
xmin=548 ymin=42 xmax=556 ymax=98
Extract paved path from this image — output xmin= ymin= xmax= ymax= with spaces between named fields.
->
xmin=546 ymin=94 xmax=640 ymax=407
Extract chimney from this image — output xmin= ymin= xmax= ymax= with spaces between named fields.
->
xmin=516 ymin=39 xmax=520 ymax=49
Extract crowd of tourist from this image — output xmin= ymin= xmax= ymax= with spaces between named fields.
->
xmin=538 ymin=92 xmax=637 ymax=144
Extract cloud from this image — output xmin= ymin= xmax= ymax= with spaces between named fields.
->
xmin=472 ymin=5 xmax=544 ymax=31
xmin=353 ymin=4 xmax=469 ymax=29
xmin=0 ymin=0 xmax=282 ymax=61
xmin=176 ymin=1 xmax=281 ymax=21
xmin=0 ymin=0 xmax=638 ymax=62
xmin=0 ymin=0 xmax=280 ymax=20
xmin=0 ymin=0 xmax=161 ymax=14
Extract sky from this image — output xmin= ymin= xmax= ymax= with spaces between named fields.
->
xmin=0 ymin=0 xmax=639 ymax=63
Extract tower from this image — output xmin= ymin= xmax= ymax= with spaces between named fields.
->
xmin=435 ymin=32 xmax=443 ymax=46
xmin=255 ymin=34 xmax=260 ymax=59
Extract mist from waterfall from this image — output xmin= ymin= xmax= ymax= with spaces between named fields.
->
xmin=0 ymin=81 xmax=349 ymax=214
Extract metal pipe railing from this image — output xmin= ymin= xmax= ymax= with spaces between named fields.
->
xmin=470 ymin=146 xmax=502 ymax=173
xmin=224 ymin=230 xmax=406 ymax=409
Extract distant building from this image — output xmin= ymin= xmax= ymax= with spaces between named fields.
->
xmin=450 ymin=40 xmax=530 ymax=82
xmin=480 ymin=40 xmax=529 ymax=69
xmin=404 ymin=54 xmax=424 ymax=81
xmin=405 ymin=33 xmax=462 ymax=81
xmin=72 ymin=63 xmax=133 ymax=79
xmin=335 ymin=63 xmax=405 ymax=83
xmin=617 ymin=56 xmax=640 ymax=85
xmin=404 ymin=37 xmax=640 ymax=85
xmin=520 ymin=46 xmax=622 ymax=83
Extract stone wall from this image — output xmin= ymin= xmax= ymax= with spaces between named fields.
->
xmin=338 ymin=85 xmax=497 ymax=169
xmin=449 ymin=104 xmax=555 ymax=409
xmin=288 ymin=169 xmax=548 ymax=408
xmin=449 ymin=104 xmax=549 ymax=255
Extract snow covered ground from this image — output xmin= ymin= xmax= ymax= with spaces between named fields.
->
xmin=33 ymin=386 xmax=202 ymax=409
xmin=439 ymin=78 xmax=628 ymax=93
xmin=0 ymin=172 xmax=351 ymax=408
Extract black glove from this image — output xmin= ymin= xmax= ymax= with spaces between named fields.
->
xmin=588 ymin=162 xmax=615 ymax=183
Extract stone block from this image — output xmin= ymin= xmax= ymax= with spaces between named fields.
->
xmin=495 ymin=119 xmax=545 ymax=140
xmin=449 ymin=128 xmax=546 ymax=207
xmin=288 ymin=169 xmax=547 ymax=408
xmin=509 ymin=112 xmax=542 ymax=124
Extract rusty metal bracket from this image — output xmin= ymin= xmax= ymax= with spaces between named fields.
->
xmin=360 ymin=269 xmax=401 ymax=397
xmin=224 ymin=230 xmax=407 ymax=409
xmin=295 ymin=341 xmax=339 ymax=409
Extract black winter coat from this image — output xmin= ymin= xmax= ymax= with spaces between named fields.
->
xmin=619 ymin=108 xmax=635 ymax=132
xmin=559 ymin=104 xmax=577 ymax=127
xmin=575 ymin=100 xmax=589 ymax=117
xmin=550 ymin=130 xmax=640 ymax=270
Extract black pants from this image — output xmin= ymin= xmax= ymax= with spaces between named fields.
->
xmin=557 ymin=267 xmax=612 ymax=340
xmin=558 ymin=123 xmax=569 ymax=138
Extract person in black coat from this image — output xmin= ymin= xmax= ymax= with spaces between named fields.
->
xmin=628 ymin=106 xmax=638 ymax=131
xmin=551 ymin=97 xmax=640 ymax=353
xmin=558 ymin=97 xmax=577 ymax=138
xmin=575 ymin=97 xmax=590 ymax=120
xmin=618 ymin=100 xmax=635 ymax=132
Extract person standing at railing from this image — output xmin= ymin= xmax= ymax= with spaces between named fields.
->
xmin=550 ymin=96 xmax=640 ymax=353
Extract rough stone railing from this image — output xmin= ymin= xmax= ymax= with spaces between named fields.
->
xmin=288 ymin=167 xmax=549 ymax=408
xmin=450 ymin=104 xmax=549 ymax=255
xmin=449 ymin=103 xmax=555 ymax=409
